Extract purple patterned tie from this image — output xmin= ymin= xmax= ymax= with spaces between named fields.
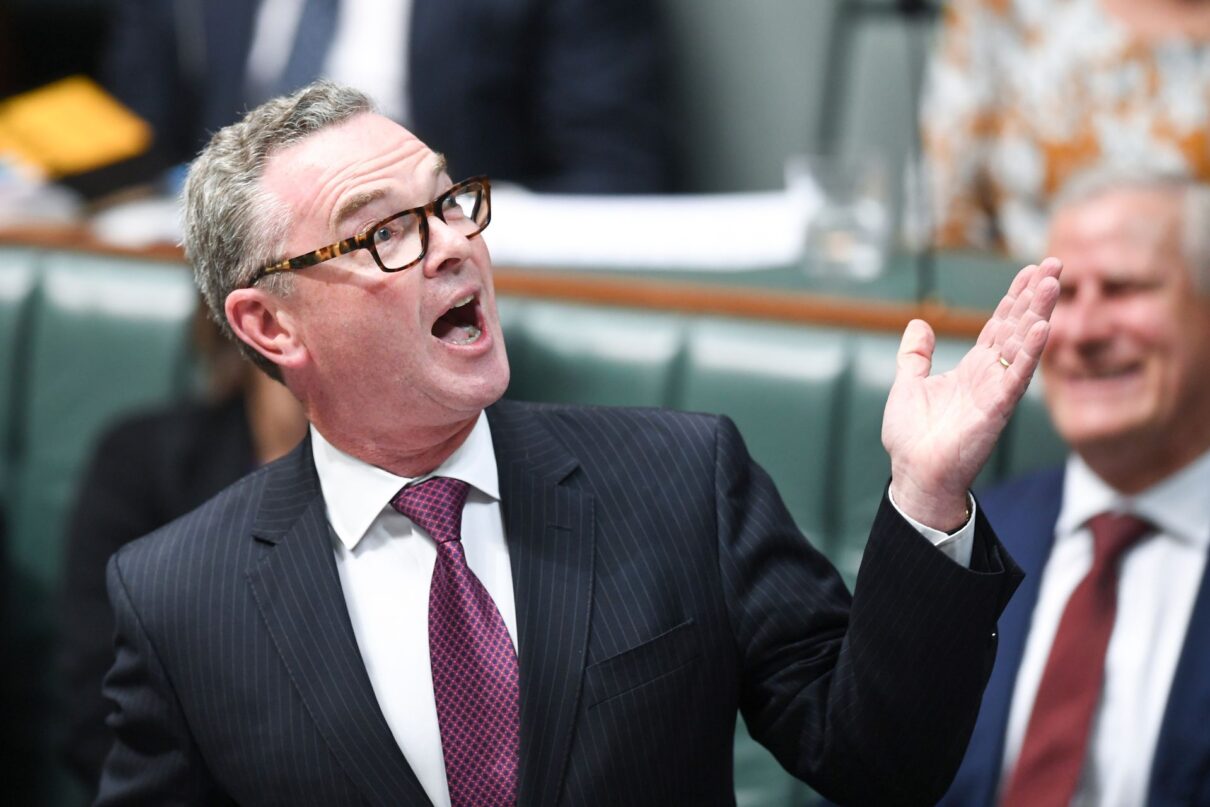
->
xmin=390 ymin=477 xmax=519 ymax=807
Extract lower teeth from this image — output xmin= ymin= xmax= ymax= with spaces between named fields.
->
xmin=452 ymin=324 xmax=481 ymax=345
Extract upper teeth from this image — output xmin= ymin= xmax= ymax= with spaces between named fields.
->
xmin=453 ymin=294 xmax=474 ymax=308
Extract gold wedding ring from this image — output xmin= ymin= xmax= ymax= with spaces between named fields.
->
xmin=998 ymin=355 xmax=1011 ymax=369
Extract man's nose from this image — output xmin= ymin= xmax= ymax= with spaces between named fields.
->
xmin=422 ymin=215 xmax=474 ymax=278
xmin=1061 ymin=284 xmax=1114 ymax=345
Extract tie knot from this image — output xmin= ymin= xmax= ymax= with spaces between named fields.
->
xmin=390 ymin=477 xmax=470 ymax=544
xmin=1086 ymin=511 xmax=1153 ymax=568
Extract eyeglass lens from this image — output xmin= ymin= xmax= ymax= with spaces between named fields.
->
xmin=371 ymin=181 xmax=488 ymax=270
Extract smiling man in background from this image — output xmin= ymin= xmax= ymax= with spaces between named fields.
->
xmin=940 ymin=173 xmax=1210 ymax=807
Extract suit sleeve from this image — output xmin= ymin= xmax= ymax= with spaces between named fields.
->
xmin=713 ymin=416 xmax=1022 ymax=806
xmin=529 ymin=0 xmax=669 ymax=192
xmin=95 ymin=551 xmax=227 ymax=806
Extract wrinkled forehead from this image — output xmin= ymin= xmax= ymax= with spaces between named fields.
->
xmin=260 ymin=113 xmax=445 ymax=226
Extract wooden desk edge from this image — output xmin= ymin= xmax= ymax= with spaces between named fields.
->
xmin=0 ymin=228 xmax=987 ymax=338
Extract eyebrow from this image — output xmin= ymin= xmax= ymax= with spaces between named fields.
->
xmin=332 ymin=188 xmax=389 ymax=232
xmin=330 ymin=152 xmax=449 ymax=231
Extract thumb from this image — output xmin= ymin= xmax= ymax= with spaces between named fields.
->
xmin=896 ymin=318 xmax=935 ymax=383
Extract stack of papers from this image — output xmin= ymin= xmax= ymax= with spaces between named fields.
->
xmin=486 ymin=184 xmax=820 ymax=272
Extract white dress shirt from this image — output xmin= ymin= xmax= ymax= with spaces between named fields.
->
xmin=310 ymin=412 xmax=975 ymax=806
xmin=246 ymin=0 xmax=411 ymax=122
xmin=1000 ymin=450 xmax=1210 ymax=807
xmin=313 ymin=412 xmax=515 ymax=807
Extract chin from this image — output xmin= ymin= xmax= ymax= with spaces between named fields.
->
xmin=453 ymin=363 xmax=511 ymax=412
xmin=1059 ymin=416 xmax=1148 ymax=453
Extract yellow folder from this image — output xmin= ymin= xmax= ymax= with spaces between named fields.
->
xmin=0 ymin=75 xmax=152 ymax=178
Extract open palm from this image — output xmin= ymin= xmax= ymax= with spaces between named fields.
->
xmin=883 ymin=258 xmax=1062 ymax=530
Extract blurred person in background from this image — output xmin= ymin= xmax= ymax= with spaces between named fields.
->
xmin=101 ymin=0 xmax=670 ymax=196
xmin=921 ymin=0 xmax=1210 ymax=259
xmin=58 ymin=310 xmax=307 ymax=801
xmin=938 ymin=172 xmax=1210 ymax=806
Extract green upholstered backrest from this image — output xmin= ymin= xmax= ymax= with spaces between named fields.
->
xmin=830 ymin=332 xmax=900 ymax=580
xmin=501 ymin=301 xmax=687 ymax=407
xmin=734 ymin=717 xmax=814 ymax=807
xmin=1 ymin=250 xmax=197 ymax=807
xmin=0 ymin=247 xmax=39 ymax=506
xmin=676 ymin=320 xmax=849 ymax=552
xmin=7 ymin=252 xmax=196 ymax=591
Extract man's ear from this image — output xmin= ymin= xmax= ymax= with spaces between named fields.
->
xmin=225 ymin=288 xmax=308 ymax=371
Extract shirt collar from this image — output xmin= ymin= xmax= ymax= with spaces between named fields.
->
xmin=310 ymin=411 xmax=500 ymax=551
xmin=1058 ymin=448 xmax=1210 ymax=549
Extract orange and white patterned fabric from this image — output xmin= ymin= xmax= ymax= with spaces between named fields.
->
xmin=921 ymin=0 xmax=1210 ymax=258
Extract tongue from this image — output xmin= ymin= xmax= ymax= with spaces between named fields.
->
xmin=433 ymin=312 xmax=480 ymax=344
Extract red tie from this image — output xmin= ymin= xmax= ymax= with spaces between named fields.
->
xmin=1000 ymin=512 xmax=1153 ymax=807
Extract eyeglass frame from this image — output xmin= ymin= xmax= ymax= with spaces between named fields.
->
xmin=248 ymin=175 xmax=491 ymax=286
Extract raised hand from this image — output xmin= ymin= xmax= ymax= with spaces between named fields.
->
xmin=883 ymin=257 xmax=1062 ymax=531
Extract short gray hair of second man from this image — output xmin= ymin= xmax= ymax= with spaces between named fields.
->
xmin=1052 ymin=166 xmax=1210 ymax=294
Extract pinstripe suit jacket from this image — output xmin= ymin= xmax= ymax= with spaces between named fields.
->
xmin=97 ymin=400 xmax=1022 ymax=806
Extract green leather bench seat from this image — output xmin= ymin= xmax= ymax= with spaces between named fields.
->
xmin=500 ymin=303 xmax=687 ymax=408
xmin=0 ymin=248 xmax=39 ymax=507
xmin=678 ymin=320 xmax=848 ymax=554
xmin=9 ymin=252 xmax=196 ymax=593
xmin=0 ymin=249 xmax=197 ymax=807
xmin=0 ymin=247 xmax=1067 ymax=807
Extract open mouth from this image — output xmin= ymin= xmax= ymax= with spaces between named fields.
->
xmin=432 ymin=294 xmax=483 ymax=345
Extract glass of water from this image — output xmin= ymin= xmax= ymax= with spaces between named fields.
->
xmin=792 ymin=154 xmax=889 ymax=281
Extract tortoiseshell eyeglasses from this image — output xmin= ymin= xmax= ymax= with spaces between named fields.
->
xmin=249 ymin=176 xmax=491 ymax=285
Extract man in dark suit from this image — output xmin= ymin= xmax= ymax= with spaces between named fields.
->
xmin=101 ymin=0 xmax=668 ymax=194
xmin=939 ymin=175 xmax=1210 ymax=807
xmin=96 ymin=81 xmax=1060 ymax=806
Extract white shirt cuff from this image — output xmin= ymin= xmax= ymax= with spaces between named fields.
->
xmin=887 ymin=488 xmax=976 ymax=568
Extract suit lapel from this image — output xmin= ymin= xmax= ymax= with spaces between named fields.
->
xmin=1148 ymin=554 xmax=1210 ymax=804
xmin=948 ymin=469 xmax=1064 ymax=804
xmin=245 ymin=439 xmax=431 ymax=806
xmin=488 ymin=402 xmax=595 ymax=807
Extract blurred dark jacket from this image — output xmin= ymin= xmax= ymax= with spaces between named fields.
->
xmin=59 ymin=396 xmax=254 ymax=800
xmin=101 ymin=0 xmax=670 ymax=193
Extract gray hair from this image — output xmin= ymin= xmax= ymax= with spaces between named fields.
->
xmin=1052 ymin=166 xmax=1210 ymax=294
xmin=182 ymin=81 xmax=376 ymax=378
